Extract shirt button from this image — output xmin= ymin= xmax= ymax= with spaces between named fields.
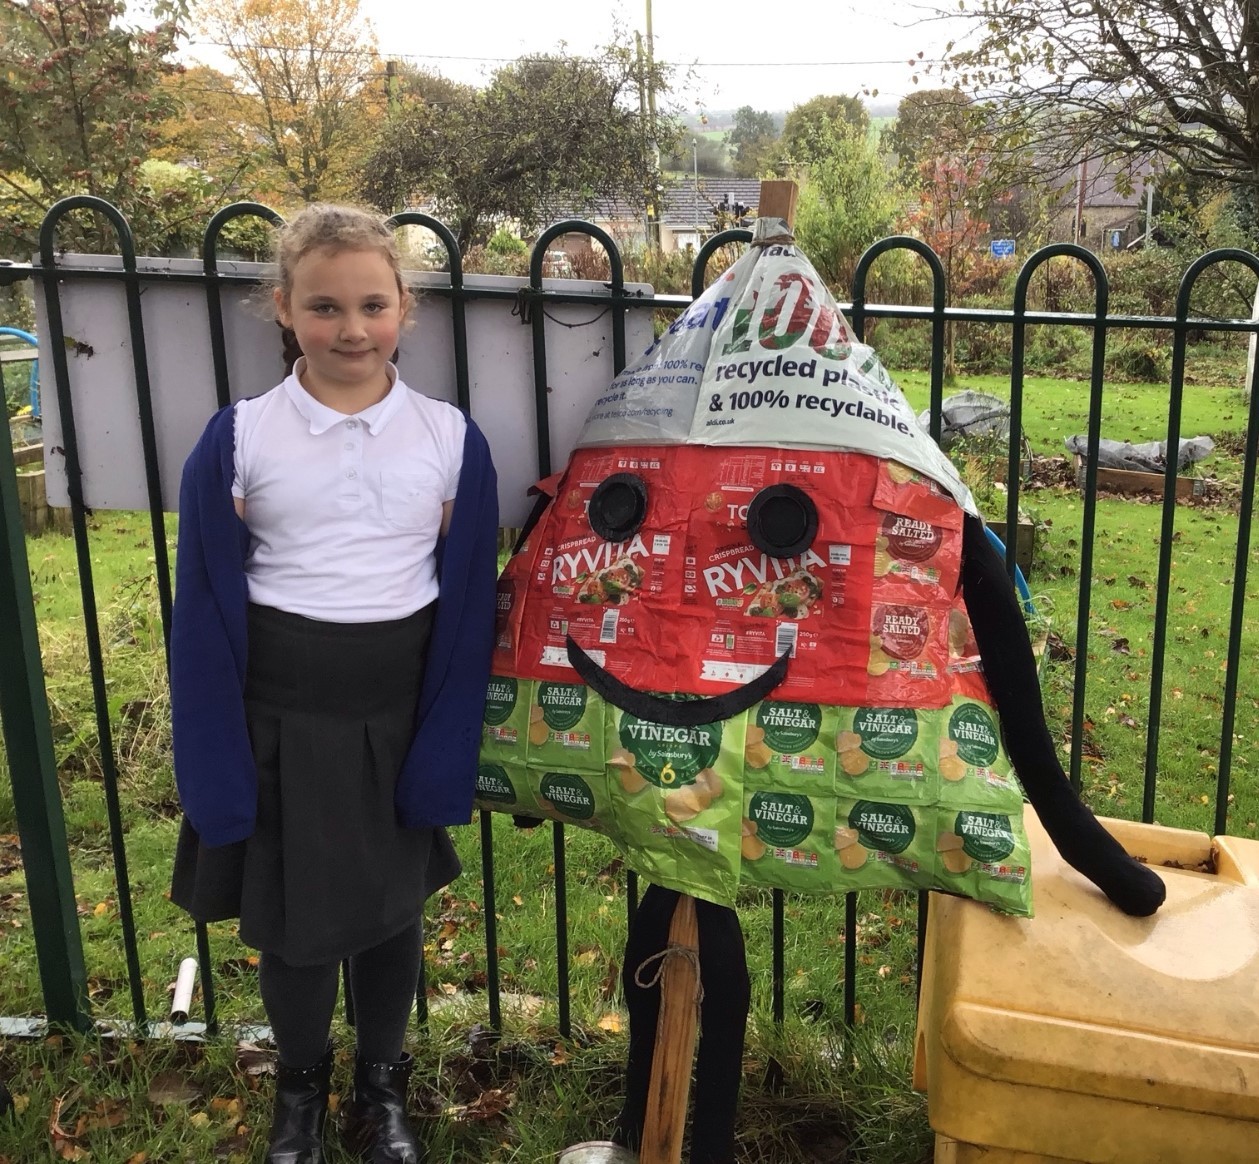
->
xmin=346 ymin=420 xmax=359 ymax=430
xmin=346 ymin=469 xmax=358 ymax=480
xmin=344 ymin=442 xmax=356 ymax=451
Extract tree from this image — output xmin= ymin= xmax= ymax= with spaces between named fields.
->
xmin=0 ymin=0 xmax=185 ymax=255
xmin=904 ymin=152 xmax=1002 ymax=378
xmin=198 ymin=0 xmax=379 ymax=204
xmin=935 ymin=1 xmax=1259 ymax=195
xmin=361 ymin=44 xmax=680 ymax=250
xmin=885 ymin=89 xmax=975 ymax=177
xmin=726 ymin=105 xmax=778 ymax=178
xmin=792 ymin=120 xmax=901 ymax=292
xmin=662 ymin=135 xmax=730 ymax=177
xmin=779 ymin=95 xmax=869 ymax=165
xmin=152 ymin=65 xmax=260 ymax=190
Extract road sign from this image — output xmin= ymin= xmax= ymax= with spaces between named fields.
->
xmin=990 ymin=238 xmax=1016 ymax=258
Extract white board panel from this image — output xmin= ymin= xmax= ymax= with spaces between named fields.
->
xmin=35 ymin=255 xmax=655 ymax=527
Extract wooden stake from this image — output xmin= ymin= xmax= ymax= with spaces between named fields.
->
xmin=757 ymin=180 xmax=799 ymax=228
xmin=638 ymin=894 xmax=701 ymax=1164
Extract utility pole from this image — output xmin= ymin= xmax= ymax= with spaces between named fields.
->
xmin=693 ymin=138 xmax=700 ymax=235
xmin=385 ymin=60 xmax=399 ymax=117
xmin=1074 ymin=156 xmax=1088 ymax=245
xmin=644 ymin=0 xmax=661 ymax=250
xmin=636 ymin=33 xmax=652 ymax=248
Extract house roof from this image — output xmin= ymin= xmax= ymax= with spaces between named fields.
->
xmin=1039 ymin=154 xmax=1159 ymax=210
xmin=539 ymin=177 xmax=765 ymax=232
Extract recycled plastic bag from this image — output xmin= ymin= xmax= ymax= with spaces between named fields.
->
xmin=917 ymin=390 xmax=1012 ymax=450
xmin=1064 ymin=434 xmax=1215 ymax=473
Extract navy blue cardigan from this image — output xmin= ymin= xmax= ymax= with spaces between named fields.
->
xmin=170 ymin=404 xmax=499 ymax=847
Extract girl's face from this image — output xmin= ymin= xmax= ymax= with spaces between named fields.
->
xmin=275 ymin=246 xmax=407 ymax=410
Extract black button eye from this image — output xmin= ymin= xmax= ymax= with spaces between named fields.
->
xmin=747 ymin=484 xmax=818 ymax=558
xmin=588 ymin=473 xmax=648 ymax=542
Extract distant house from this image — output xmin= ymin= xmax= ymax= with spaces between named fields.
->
xmin=537 ymin=176 xmax=763 ymax=259
xmin=1045 ymin=155 xmax=1159 ymax=253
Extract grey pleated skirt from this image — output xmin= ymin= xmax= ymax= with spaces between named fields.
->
xmin=171 ymin=601 xmax=460 ymax=966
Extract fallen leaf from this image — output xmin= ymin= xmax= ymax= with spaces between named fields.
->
xmin=188 ymin=1111 xmax=210 ymax=1128
xmin=234 ymin=1043 xmax=275 ymax=1078
xmin=75 ymin=1096 xmax=128 ymax=1133
xmin=598 ymin=1012 xmax=623 ymax=1033
xmin=48 ymin=1090 xmax=86 ymax=1161
xmin=147 ymin=1070 xmax=201 ymax=1106
xmin=209 ymin=1097 xmax=242 ymax=1119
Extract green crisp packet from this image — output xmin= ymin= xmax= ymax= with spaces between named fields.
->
xmin=835 ymin=706 xmax=936 ymax=802
xmin=933 ymin=805 xmax=1033 ymax=916
xmin=474 ymin=761 xmax=545 ymax=820
xmin=536 ymin=769 xmax=614 ymax=835
xmin=739 ymin=787 xmax=838 ymax=892
xmin=834 ymin=797 xmax=936 ymax=891
xmin=744 ymin=701 xmax=835 ymax=796
xmin=481 ymin=676 xmax=531 ymax=767
xmin=936 ymin=695 xmax=1022 ymax=810
xmin=605 ymin=701 xmax=747 ymax=908
xmin=525 ymin=681 xmax=606 ymax=774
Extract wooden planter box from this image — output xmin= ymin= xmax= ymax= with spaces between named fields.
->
xmin=986 ymin=518 xmax=1035 ymax=575
xmin=1073 ymin=454 xmax=1206 ymax=502
xmin=14 ymin=468 xmax=71 ymax=536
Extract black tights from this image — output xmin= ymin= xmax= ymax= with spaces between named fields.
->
xmin=613 ymin=886 xmax=750 ymax=1164
xmin=259 ymin=922 xmax=422 ymax=1068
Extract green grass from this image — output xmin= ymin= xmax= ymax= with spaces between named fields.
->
xmin=2 ymin=366 xmax=1257 ymax=1158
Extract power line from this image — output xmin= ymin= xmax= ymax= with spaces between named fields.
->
xmin=183 ymin=38 xmax=941 ymax=69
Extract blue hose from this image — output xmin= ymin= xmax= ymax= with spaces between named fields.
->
xmin=984 ymin=524 xmax=1036 ymax=615
xmin=0 ymin=326 xmax=39 ymax=417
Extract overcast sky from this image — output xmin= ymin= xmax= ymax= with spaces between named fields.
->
xmin=187 ymin=0 xmax=972 ymax=115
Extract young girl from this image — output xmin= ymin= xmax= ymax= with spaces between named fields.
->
xmin=169 ymin=204 xmax=498 ymax=1164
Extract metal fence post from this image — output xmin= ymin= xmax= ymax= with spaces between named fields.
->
xmin=0 ymin=430 xmax=91 ymax=1032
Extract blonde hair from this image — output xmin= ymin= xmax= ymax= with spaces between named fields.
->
xmin=273 ymin=203 xmax=407 ymax=304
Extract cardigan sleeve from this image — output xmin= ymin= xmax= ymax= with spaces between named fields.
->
xmin=169 ymin=408 xmax=258 ymax=846
xmin=395 ymin=420 xmax=499 ymax=828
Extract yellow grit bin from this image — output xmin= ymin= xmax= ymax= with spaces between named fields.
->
xmin=915 ymin=806 xmax=1259 ymax=1164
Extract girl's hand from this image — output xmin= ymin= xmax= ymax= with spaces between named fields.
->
xmin=234 ymin=496 xmax=246 ymax=520
xmin=440 ymin=499 xmax=454 ymax=537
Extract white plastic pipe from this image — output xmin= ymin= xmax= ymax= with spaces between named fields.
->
xmin=170 ymin=957 xmax=199 ymax=1024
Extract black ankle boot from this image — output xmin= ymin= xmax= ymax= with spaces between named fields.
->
xmin=341 ymin=1052 xmax=423 ymax=1163
xmin=266 ymin=1045 xmax=332 ymax=1164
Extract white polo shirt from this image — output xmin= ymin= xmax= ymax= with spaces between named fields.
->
xmin=232 ymin=362 xmax=466 ymax=622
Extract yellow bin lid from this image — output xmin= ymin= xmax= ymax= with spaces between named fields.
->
xmin=916 ymin=807 xmax=1259 ymax=1163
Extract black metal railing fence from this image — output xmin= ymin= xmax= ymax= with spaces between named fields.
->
xmin=0 ymin=197 xmax=1256 ymax=1043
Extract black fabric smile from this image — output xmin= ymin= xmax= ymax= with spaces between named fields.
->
xmin=565 ymin=636 xmax=790 ymax=727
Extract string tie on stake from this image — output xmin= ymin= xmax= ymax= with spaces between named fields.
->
xmin=634 ymin=944 xmax=705 ymax=1024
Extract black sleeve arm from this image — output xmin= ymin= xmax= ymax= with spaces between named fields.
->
xmin=962 ymin=514 xmax=1165 ymax=917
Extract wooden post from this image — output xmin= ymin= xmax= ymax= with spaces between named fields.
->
xmin=638 ymin=894 xmax=701 ymax=1164
xmin=757 ymin=180 xmax=799 ymax=227
xmin=635 ymin=177 xmax=802 ymax=1164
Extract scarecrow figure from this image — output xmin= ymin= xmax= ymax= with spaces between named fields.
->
xmin=479 ymin=215 xmax=1165 ymax=1163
